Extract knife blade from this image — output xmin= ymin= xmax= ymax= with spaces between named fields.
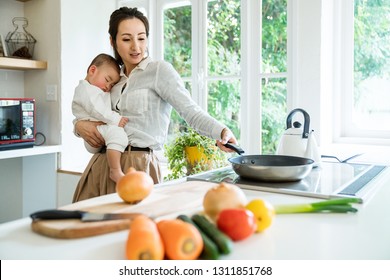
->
xmin=30 ymin=209 xmax=143 ymax=222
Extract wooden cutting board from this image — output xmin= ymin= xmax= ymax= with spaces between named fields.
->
xmin=31 ymin=218 xmax=132 ymax=239
xmin=31 ymin=180 xmax=218 ymax=239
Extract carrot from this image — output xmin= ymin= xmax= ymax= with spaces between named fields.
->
xmin=126 ymin=215 xmax=164 ymax=260
xmin=157 ymin=219 xmax=204 ymax=260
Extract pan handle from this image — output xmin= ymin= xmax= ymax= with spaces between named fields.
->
xmin=223 ymin=143 xmax=245 ymax=155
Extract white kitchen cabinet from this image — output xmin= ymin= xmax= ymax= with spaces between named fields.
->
xmin=0 ymin=146 xmax=61 ymax=223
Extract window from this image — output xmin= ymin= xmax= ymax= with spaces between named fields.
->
xmin=261 ymin=0 xmax=288 ymax=153
xmin=206 ymin=0 xmax=241 ymax=142
xmin=161 ymin=1 xmax=192 ymax=139
xmin=337 ymin=0 xmax=390 ymax=143
xmin=158 ymin=0 xmax=288 ymax=154
xmin=160 ymin=0 xmax=242 ymax=144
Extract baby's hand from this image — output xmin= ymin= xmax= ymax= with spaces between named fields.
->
xmin=118 ymin=117 xmax=129 ymax=128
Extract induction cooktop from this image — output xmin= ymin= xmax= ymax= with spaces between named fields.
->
xmin=187 ymin=161 xmax=387 ymax=202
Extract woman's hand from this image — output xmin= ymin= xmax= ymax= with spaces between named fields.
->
xmin=75 ymin=120 xmax=105 ymax=148
xmin=216 ymin=127 xmax=238 ymax=153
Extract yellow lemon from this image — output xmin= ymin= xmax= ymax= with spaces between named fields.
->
xmin=245 ymin=199 xmax=275 ymax=232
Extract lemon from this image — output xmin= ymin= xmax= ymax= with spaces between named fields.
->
xmin=245 ymin=199 xmax=275 ymax=232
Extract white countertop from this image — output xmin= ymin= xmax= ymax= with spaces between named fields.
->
xmin=1 ymin=167 xmax=390 ymax=260
xmin=0 ymin=145 xmax=62 ymax=160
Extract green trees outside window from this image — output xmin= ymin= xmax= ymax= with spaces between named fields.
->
xmin=353 ymin=0 xmax=390 ymax=130
xmin=164 ymin=0 xmax=288 ymax=155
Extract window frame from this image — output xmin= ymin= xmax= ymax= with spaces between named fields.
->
xmin=331 ymin=0 xmax=390 ymax=146
xmin=154 ymin=0 xmax=270 ymax=154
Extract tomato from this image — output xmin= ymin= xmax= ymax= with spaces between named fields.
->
xmin=245 ymin=199 xmax=275 ymax=232
xmin=216 ymin=208 xmax=257 ymax=241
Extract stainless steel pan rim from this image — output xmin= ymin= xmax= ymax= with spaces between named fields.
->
xmin=225 ymin=143 xmax=314 ymax=182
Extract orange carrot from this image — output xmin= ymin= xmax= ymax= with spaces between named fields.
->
xmin=157 ymin=219 xmax=203 ymax=260
xmin=126 ymin=215 xmax=164 ymax=260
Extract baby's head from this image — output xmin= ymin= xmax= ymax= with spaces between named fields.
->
xmin=86 ymin=53 xmax=120 ymax=92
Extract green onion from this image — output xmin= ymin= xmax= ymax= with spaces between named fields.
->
xmin=274 ymin=197 xmax=361 ymax=214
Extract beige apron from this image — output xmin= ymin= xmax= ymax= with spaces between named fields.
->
xmin=72 ymin=147 xmax=162 ymax=202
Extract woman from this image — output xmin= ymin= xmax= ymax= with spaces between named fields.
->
xmin=73 ymin=7 xmax=237 ymax=202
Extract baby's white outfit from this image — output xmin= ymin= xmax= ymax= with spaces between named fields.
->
xmin=72 ymin=80 xmax=128 ymax=153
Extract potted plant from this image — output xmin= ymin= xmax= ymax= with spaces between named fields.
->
xmin=164 ymin=127 xmax=228 ymax=180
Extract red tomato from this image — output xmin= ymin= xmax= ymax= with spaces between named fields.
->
xmin=216 ymin=208 xmax=257 ymax=241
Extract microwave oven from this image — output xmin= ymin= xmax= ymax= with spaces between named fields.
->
xmin=0 ymin=98 xmax=35 ymax=151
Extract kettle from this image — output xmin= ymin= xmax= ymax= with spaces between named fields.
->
xmin=276 ymin=108 xmax=321 ymax=167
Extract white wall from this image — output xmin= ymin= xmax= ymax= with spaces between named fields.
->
xmin=290 ymin=0 xmax=323 ymax=143
xmin=0 ymin=1 xmax=25 ymax=99
xmin=60 ymin=0 xmax=117 ymax=171
xmin=25 ymin=0 xmax=61 ymax=145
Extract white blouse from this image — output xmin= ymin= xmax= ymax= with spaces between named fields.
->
xmin=110 ymin=56 xmax=226 ymax=151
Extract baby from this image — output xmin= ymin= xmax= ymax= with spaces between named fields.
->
xmin=72 ymin=53 xmax=128 ymax=183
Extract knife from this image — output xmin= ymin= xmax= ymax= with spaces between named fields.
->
xmin=30 ymin=209 xmax=143 ymax=222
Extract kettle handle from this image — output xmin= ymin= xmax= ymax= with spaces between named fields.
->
xmin=286 ymin=108 xmax=310 ymax=139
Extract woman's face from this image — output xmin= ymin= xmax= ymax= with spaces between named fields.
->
xmin=115 ymin=18 xmax=148 ymax=74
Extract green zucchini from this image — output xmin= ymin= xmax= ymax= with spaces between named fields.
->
xmin=177 ymin=214 xmax=220 ymax=260
xmin=191 ymin=214 xmax=233 ymax=255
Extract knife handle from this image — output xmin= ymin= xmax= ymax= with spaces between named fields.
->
xmin=30 ymin=210 xmax=85 ymax=220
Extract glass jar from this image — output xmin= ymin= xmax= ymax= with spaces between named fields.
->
xmin=5 ymin=17 xmax=37 ymax=59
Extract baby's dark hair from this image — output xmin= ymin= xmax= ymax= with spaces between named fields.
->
xmin=87 ymin=53 xmax=120 ymax=73
xmin=109 ymin=7 xmax=149 ymax=65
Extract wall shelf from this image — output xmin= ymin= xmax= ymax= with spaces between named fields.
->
xmin=0 ymin=57 xmax=47 ymax=70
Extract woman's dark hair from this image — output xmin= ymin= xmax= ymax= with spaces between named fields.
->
xmin=109 ymin=7 xmax=149 ymax=66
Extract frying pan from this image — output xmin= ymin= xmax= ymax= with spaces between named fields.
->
xmin=225 ymin=143 xmax=314 ymax=182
